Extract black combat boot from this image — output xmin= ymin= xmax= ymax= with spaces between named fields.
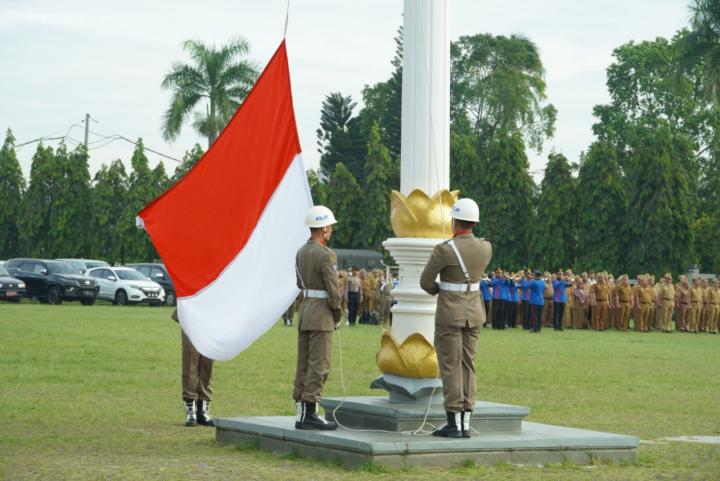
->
xmin=432 ymin=411 xmax=462 ymax=438
xmin=197 ymin=399 xmax=214 ymax=427
xmin=183 ymin=399 xmax=197 ymax=427
xmin=297 ymin=402 xmax=337 ymax=430
xmin=461 ymin=411 xmax=471 ymax=438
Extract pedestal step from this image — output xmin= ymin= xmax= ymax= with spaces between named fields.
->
xmin=320 ymin=396 xmax=529 ymax=433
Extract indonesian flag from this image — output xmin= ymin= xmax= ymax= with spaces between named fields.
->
xmin=138 ymin=41 xmax=311 ymax=360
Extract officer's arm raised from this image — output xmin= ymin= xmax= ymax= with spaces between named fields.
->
xmin=420 ymin=244 xmax=445 ymax=296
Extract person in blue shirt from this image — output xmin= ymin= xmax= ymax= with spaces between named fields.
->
xmin=507 ymin=276 xmax=519 ymax=328
xmin=520 ymin=272 xmax=532 ymax=330
xmin=490 ymin=270 xmax=505 ymax=329
xmin=480 ymin=275 xmax=492 ymax=327
xmin=498 ymin=274 xmax=511 ymax=329
xmin=552 ymin=271 xmax=571 ymax=331
xmin=528 ymin=270 xmax=546 ymax=332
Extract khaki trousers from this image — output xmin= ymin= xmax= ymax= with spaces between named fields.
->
xmin=435 ymin=323 xmax=479 ymax=413
xmin=617 ymin=302 xmax=631 ymax=331
xmin=637 ymin=304 xmax=652 ymax=332
xmin=659 ymin=301 xmax=674 ymax=331
xmin=592 ymin=302 xmax=608 ymax=329
xmin=182 ymin=331 xmax=214 ymax=401
xmin=293 ymin=330 xmax=333 ymax=403
xmin=707 ymin=305 xmax=719 ymax=333
xmin=571 ymin=307 xmax=586 ymax=329
xmin=689 ymin=303 xmax=702 ymax=333
xmin=542 ymin=299 xmax=554 ymax=326
xmin=676 ymin=305 xmax=690 ymax=331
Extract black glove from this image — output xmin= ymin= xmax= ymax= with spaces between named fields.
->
xmin=332 ymin=309 xmax=341 ymax=328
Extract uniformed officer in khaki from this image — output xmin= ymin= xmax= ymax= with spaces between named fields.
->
xmin=657 ymin=273 xmax=675 ymax=333
xmin=633 ymin=275 xmax=654 ymax=332
xmin=688 ymin=278 xmax=703 ymax=333
xmin=293 ymin=205 xmax=341 ymax=430
xmin=613 ymin=275 xmax=633 ymax=331
xmin=172 ymin=308 xmax=215 ymax=427
xmin=420 ymin=198 xmax=492 ymax=439
xmin=707 ymin=280 xmax=720 ymax=334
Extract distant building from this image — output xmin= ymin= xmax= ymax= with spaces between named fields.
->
xmin=334 ymin=249 xmax=384 ymax=270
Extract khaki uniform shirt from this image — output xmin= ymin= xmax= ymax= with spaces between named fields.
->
xmin=420 ymin=233 xmax=492 ymax=327
xmin=295 ymin=240 xmax=341 ymax=331
xmin=690 ymin=286 xmax=703 ymax=304
xmin=708 ymin=288 xmax=720 ymax=305
xmin=615 ymin=285 xmax=632 ymax=303
xmin=658 ymin=283 xmax=675 ymax=304
xmin=635 ymin=286 xmax=653 ymax=304
xmin=591 ymin=283 xmax=610 ymax=302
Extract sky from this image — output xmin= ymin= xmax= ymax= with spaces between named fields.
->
xmin=0 ymin=0 xmax=691 ymax=181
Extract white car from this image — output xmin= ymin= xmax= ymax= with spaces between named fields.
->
xmin=86 ymin=266 xmax=165 ymax=306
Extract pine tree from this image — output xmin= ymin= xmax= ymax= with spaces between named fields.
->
xmin=48 ymin=144 xmax=92 ymax=257
xmin=18 ymin=144 xmax=62 ymax=257
xmin=90 ymin=160 xmax=128 ymax=263
xmin=124 ymin=139 xmax=158 ymax=262
xmin=326 ymin=162 xmax=362 ymax=249
xmin=151 ymin=161 xmax=170 ymax=193
xmin=360 ymin=122 xmax=392 ymax=250
xmin=306 ymin=169 xmax=327 ymax=206
xmin=624 ymin=126 xmax=693 ymax=275
xmin=576 ymin=141 xmax=625 ymax=273
xmin=477 ymin=129 xmax=535 ymax=270
xmin=530 ymin=152 xmax=577 ymax=270
xmin=0 ymin=129 xmax=25 ymax=257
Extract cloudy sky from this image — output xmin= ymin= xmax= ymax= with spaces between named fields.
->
xmin=0 ymin=0 xmax=690 ymax=181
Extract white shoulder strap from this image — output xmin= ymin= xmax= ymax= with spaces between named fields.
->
xmin=447 ymin=240 xmax=472 ymax=284
xmin=295 ymin=252 xmax=307 ymax=290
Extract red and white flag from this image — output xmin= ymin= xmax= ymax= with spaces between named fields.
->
xmin=138 ymin=41 xmax=311 ymax=360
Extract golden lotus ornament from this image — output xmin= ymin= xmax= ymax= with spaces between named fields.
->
xmin=376 ymin=331 xmax=439 ymax=378
xmin=390 ymin=189 xmax=460 ymax=238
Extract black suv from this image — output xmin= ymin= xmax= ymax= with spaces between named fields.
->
xmin=4 ymin=258 xmax=99 ymax=305
xmin=125 ymin=263 xmax=176 ymax=306
xmin=0 ymin=264 xmax=26 ymax=302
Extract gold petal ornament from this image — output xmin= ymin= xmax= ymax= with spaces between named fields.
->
xmin=376 ymin=331 xmax=439 ymax=378
xmin=390 ymin=189 xmax=460 ymax=238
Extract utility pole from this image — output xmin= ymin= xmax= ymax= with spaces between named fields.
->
xmin=84 ymin=113 xmax=90 ymax=149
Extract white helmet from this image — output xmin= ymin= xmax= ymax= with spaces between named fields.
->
xmin=305 ymin=205 xmax=337 ymax=228
xmin=451 ymin=198 xmax=479 ymax=222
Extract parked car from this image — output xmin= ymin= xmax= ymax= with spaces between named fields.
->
xmin=4 ymin=259 xmax=98 ymax=305
xmin=125 ymin=263 xmax=176 ymax=306
xmin=56 ymin=258 xmax=110 ymax=274
xmin=0 ymin=264 xmax=26 ymax=302
xmin=86 ymin=266 xmax=165 ymax=306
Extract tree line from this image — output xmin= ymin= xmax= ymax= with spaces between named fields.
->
xmin=0 ymin=134 xmax=204 ymax=264
xmin=1 ymin=2 xmax=718 ymax=276
xmin=310 ymin=11 xmax=720 ymax=276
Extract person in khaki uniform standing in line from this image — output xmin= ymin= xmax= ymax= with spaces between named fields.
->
xmin=293 ymin=205 xmax=341 ymax=431
xmin=590 ymin=273 xmax=610 ymax=330
xmin=706 ymin=279 xmax=720 ymax=334
xmin=420 ymin=198 xmax=492 ymax=439
xmin=657 ymin=273 xmax=675 ymax=333
xmin=688 ymin=278 xmax=703 ymax=333
xmin=633 ymin=276 xmax=654 ymax=332
xmin=701 ymin=278 xmax=709 ymax=332
xmin=172 ymin=308 xmax=215 ymax=427
xmin=613 ymin=275 xmax=633 ymax=331
xmin=675 ymin=275 xmax=690 ymax=332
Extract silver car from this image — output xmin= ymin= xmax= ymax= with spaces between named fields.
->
xmin=86 ymin=266 xmax=165 ymax=306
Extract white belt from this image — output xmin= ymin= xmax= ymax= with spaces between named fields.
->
xmin=303 ymin=289 xmax=328 ymax=299
xmin=439 ymin=281 xmax=480 ymax=293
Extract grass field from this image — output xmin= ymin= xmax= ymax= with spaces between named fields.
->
xmin=1 ymin=303 xmax=719 ymax=481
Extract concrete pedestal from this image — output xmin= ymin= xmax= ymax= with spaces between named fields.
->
xmin=215 ymin=397 xmax=638 ymax=468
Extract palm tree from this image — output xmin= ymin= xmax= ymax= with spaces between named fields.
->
xmin=161 ymin=37 xmax=258 ymax=147
xmin=685 ymin=0 xmax=720 ymax=104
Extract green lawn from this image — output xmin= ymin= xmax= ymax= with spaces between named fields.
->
xmin=1 ymin=303 xmax=719 ymax=481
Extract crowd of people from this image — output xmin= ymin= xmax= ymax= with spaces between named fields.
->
xmin=480 ymin=269 xmax=720 ymax=334
xmin=283 ymin=268 xmax=398 ymax=327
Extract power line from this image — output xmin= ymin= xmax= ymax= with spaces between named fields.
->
xmin=15 ymin=116 xmax=182 ymax=163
